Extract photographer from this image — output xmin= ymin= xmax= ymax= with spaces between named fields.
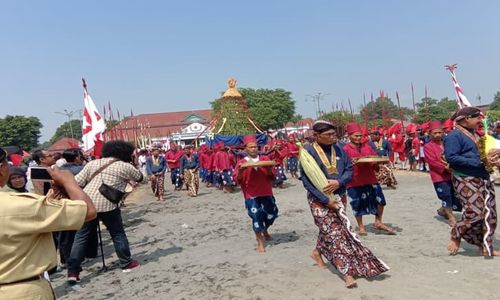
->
xmin=67 ymin=141 xmax=143 ymax=285
xmin=0 ymin=147 xmax=96 ymax=299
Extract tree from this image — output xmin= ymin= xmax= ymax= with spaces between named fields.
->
xmin=359 ymin=96 xmax=411 ymax=127
xmin=489 ymin=92 xmax=500 ymax=110
xmin=415 ymin=97 xmax=458 ymax=123
xmin=50 ymin=119 xmax=83 ymax=144
xmin=211 ymin=87 xmax=296 ymax=131
xmin=0 ymin=115 xmax=43 ymax=150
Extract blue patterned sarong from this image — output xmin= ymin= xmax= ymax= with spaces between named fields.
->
xmin=170 ymin=168 xmax=183 ymax=189
xmin=273 ymin=165 xmax=287 ymax=186
xmin=287 ymin=157 xmax=298 ymax=172
xmin=433 ymin=180 xmax=462 ymax=211
xmin=220 ymin=169 xmax=236 ymax=186
xmin=245 ymin=196 xmax=279 ymax=233
xmin=347 ymin=184 xmax=386 ymax=217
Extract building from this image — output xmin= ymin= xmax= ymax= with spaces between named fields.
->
xmin=113 ymin=109 xmax=213 ymax=147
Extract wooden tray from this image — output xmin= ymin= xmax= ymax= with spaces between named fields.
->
xmin=356 ymin=156 xmax=390 ymax=163
xmin=240 ymin=160 xmax=276 ymax=168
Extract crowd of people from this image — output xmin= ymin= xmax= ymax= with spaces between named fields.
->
xmin=1 ymin=105 xmax=500 ymax=298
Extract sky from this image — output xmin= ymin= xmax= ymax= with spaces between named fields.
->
xmin=1 ymin=0 xmax=499 ymax=142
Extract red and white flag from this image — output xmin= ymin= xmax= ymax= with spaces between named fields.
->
xmin=445 ymin=64 xmax=472 ymax=108
xmin=81 ymin=78 xmax=106 ymax=154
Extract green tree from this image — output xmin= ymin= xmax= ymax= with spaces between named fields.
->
xmin=211 ymin=88 xmax=296 ymax=131
xmin=359 ymin=96 xmax=411 ymax=127
xmin=0 ymin=115 xmax=43 ymax=150
xmin=50 ymin=119 xmax=82 ymax=144
xmin=415 ymin=97 xmax=458 ymax=122
xmin=489 ymin=92 xmax=500 ymax=110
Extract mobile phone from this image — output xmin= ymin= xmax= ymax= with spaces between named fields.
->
xmin=30 ymin=167 xmax=52 ymax=180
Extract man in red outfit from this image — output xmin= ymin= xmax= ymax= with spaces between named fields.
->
xmin=234 ymin=135 xmax=278 ymax=253
xmin=343 ymin=123 xmax=395 ymax=235
xmin=165 ymin=143 xmax=184 ymax=191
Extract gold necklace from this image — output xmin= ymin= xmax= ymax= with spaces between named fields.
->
xmin=313 ymin=142 xmax=337 ymax=174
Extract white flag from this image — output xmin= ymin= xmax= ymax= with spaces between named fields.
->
xmin=81 ymin=79 xmax=106 ymax=151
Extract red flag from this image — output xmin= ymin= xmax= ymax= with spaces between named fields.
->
xmin=81 ymin=78 xmax=106 ymax=156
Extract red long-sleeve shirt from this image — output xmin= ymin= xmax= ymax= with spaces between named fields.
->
xmin=165 ymin=150 xmax=183 ymax=169
xmin=214 ymin=150 xmax=232 ymax=170
xmin=234 ymin=155 xmax=275 ymax=199
xmin=424 ymin=140 xmax=451 ymax=183
xmin=343 ymin=143 xmax=379 ymax=188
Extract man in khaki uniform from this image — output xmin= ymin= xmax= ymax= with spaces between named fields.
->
xmin=0 ymin=147 xmax=97 ymax=299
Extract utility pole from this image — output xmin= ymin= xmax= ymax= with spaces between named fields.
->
xmin=306 ymin=92 xmax=331 ymax=118
xmin=54 ymin=109 xmax=81 ymax=139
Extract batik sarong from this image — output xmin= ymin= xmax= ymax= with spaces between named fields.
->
xmin=433 ymin=180 xmax=462 ymax=211
xmin=451 ymin=175 xmax=497 ymax=256
xmin=220 ymin=169 xmax=236 ymax=186
xmin=287 ymin=157 xmax=299 ymax=172
xmin=244 ymin=196 xmax=279 ymax=233
xmin=170 ymin=168 xmax=183 ymax=190
xmin=273 ymin=165 xmax=287 ymax=186
xmin=347 ymin=184 xmax=386 ymax=217
xmin=307 ymin=193 xmax=389 ymax=277
xmin=375 ymin=165 xmax=397 ymax=187
xmin=151 ymin=173 xmax=165 ymax=198
xmin=183 ymin=169 xmax=199 ymax=196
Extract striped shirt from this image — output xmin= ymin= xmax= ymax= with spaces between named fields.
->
xmin=75 ymin=157 xmax=143 ymax=212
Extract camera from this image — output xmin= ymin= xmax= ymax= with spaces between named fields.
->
xmin=30 ymin=167 xmax=52 ymax=180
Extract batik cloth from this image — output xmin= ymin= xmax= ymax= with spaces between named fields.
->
xmin=220 ymin=169 xmax=236 ymax=186
xmin=347 ymin=184 xmax=386 ymax=217
xmin=151 ymin=173 xmax=165 ymax=197
xmin=287 ymin=157 xmax=299 ymax=172
xmin=433 ymin=180 xmax=462 ymax=211
xmin=170 ymin=168 xmax=183 ymax=189
xmin=307 ymin=193 xmax=389 ymax=277
xmin=183 ymin=169 xmax=199 ymax=196
xmin=244 ymin=196 xmax=279 ymax=233
xmin=375 ymin=164 xmax=397 ymax=187
xmin=451 ymin=175 xmax=497 ymax=256
xmin=273 ymin=165 xmax=287 ymax=186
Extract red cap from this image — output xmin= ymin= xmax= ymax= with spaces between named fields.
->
xmin=243 ymin=135 xmax=257 ymax=145
xmin=443 ymin=119 xmax=454 ymax=129
xmin=428 ymin=121 xmax=442 ymax=131
xmin=346 ymin=122 xmax=362 ymax=135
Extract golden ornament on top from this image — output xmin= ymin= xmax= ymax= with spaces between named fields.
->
xmin=222 ymin=77 xmax=243 ymax=98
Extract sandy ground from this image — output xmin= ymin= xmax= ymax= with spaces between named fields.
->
xmin=51 ymin=171 xmax=500 ymax=300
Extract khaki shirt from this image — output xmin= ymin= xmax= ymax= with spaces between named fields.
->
xmin=0 ymin=191 xmax=87 ymax=284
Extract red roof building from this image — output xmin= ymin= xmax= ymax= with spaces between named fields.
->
xmin=109 ymin=109 xmax=213 ymax=142
xmin=47 ymin=137 xmax=80 ymax=153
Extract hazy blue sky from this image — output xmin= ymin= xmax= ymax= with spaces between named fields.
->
xmin=1 ymin=1 xmax=499 ymax=141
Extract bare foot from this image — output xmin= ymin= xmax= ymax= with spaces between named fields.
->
xmin=310 ymin=249 xmax=327 ymax=269
xmin=479 ymin=247 xmax=500 ymax=256
xmin=357 ymin=227 xmax=368 ymax=236
xmin=263 ymin=230 xmax=273 ymax=241
xmin=256 ymin=240 xmax=266 ymax=253
xmin=344 ymin=275 xmax=357 ymax=288
xmin=447 ymin=238 xmax=460 ymax=255
xmin=374 ymin=223 xmax=396 ymax=235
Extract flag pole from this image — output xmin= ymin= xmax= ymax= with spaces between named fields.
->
xmin=411 ymin=83 xmax=417 ymax=123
